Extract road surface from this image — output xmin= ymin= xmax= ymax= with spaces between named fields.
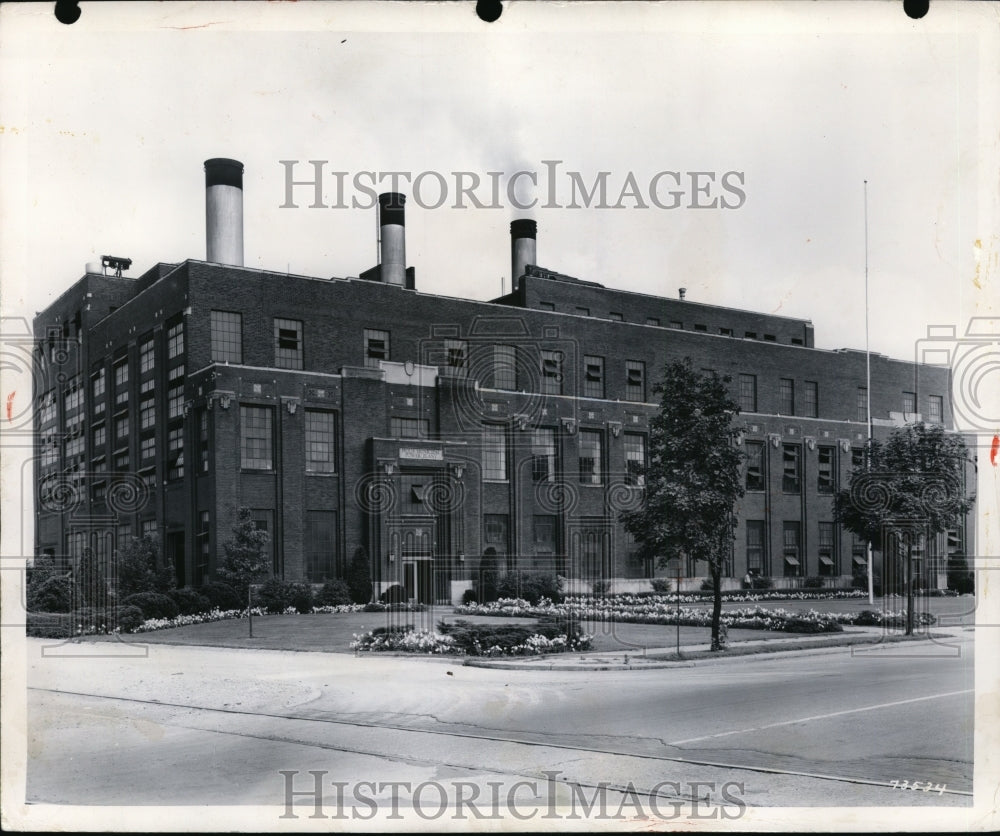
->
xmin=19 ymin=632 xmax=975 ymax=824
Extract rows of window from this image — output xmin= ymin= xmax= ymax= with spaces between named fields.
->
xmin=482 ymin=425 xmax=647 ymax=486
xmin=745 ymin=441 xmax=861 ymax=494
xmin=745 ymin=520 xmax=842 ymax=577
xmin=735 ymin=376 xmax=944 ymax=424
xmin=239 ymin=406 xmax=338 ymax=473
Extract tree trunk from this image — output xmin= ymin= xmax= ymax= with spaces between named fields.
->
xmin=710 ymin=563 xmax=723 ymax=651
xmin=905 ymin=540 xmax=914 ymax=637
xmin=248 ymin=585 xmax=254 ymax=638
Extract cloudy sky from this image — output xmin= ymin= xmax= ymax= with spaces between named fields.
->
xmin=1 ymin=1 xmax=995 ymax=364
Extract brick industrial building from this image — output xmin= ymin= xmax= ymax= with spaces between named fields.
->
xmin=32 ymin=159 xmax=972 ymax=602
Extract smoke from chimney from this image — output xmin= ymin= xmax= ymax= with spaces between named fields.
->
xmin=510 ymin=219 xmax=537 ymax=288
xmin=204 ymin=158 xmax=244 ymax=266
xmin=378 ymin=192 xmax=407 ymax=287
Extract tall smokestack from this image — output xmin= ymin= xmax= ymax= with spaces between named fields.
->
xmin=204 ymin=158 xmax=244 ymax=266
xmin=378 ymin=192 xmax=406 ymax=287
xmin=510 ymin=219 xmax=537 ymax=288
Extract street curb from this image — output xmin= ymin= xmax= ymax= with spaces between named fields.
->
xmin=460 ymin=632 xmax=963 ymax=672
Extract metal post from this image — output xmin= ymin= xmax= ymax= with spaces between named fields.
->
xmin=675 ymin=562 xmax=681 ymax=657
xmin=864 ymin=179 xmax=875 ymax=606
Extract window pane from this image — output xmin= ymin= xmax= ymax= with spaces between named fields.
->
xmin=804 ymin=381 xmax=818 ymax=418
xmin=779 ymin=378 xmax=794 ymax=415
xmin=818 ymin=446 xmax=835 ymax=494
xmin=364 ymin=329 xmax=389 ymax=368
xmin=167 ymin=321 xmax=185 ymax=359
xmin=211 ymin=311 xmax=243 ymax=363
xmin=857 ymin=387 xmax=868 ymax=423
xmin=305 ymin=410 xmax=335 ymax=472
xmin=492 ymin=345 xmax=516 ymax=390
xmin=624 ymin=433 xmax=645 ymax=486
xmin=274 ymin=318 xmax=304 ymax=370
xmin=583 ymin=355 xmax=604 ymax=399
xmin=782 ymin=444 xmax=800 ymax=493
xmin=540 ymin=350 xmax=562 ymax=395
xmin=241 ymin=406 xmax=273 ymax=470
xmin=579 ymin=429 xmax=602 ymax=484
xmin=928 ymin=395 xmax=943 ymax=423
xmin=482 ymin=425 xmax=507 ymax=481
xmin=531 ymin=428 xmax=556 ymax=482
xmin=745 ymin=441 xmax=764 ymax=491
xmin=305 ymin=511 xmax=337 ymax=582
xmin=738 ymin=374 xmax=757 ymax=412
xmin=625 ymin=360 xmax=645 ymax=402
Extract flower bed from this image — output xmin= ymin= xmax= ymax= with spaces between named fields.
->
xmin=350 ymin=618 xmax=593 ymax=656
xmin=454 ymin=597 xmax=937 ymax=633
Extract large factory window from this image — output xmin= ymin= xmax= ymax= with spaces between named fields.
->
xmin=364 ymin=328 xmax=389 ymax=368
xmin=240 ymin=405 xmax=274 ymax=470
xmin=210 ymin=310 xmax=243 ymax=364
xmin=540 ymin=350 xmax=562 ymax=395
xmin=305 ymin=410 xmax=336 ymax=473
xmin=579 ymin=429 xmax=603 ymax=485
xmin=583 ymin=355 xmax=604 ymax=399
xmin=625 ymin=360 xmax=645 ymax=402
xmin=482 ymin=424 xmax=508 ymax=481
xmin=274 ymin=318 xmax=304 ymax=370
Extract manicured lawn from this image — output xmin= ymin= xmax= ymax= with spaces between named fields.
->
xmin=89 ymin=606 xmax=858 ymax=655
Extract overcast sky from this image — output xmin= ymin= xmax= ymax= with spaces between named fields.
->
xmin=1 ymin=1 xmax=995 ymax=364
xmin=1 ymin=5 xmax=999 ymax=829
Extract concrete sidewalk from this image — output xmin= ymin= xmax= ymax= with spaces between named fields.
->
xmin=463 ymin=626 xmax=970 ymax=671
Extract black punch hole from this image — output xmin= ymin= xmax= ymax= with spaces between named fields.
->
xmin=903 ymin=0 xmax=929 ymax=20
xmin=477 ymin=0 xmax=503 ymax=24
xmin=55 ymin=0 xmax=81 ymax=25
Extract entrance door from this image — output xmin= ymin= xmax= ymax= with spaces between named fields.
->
xmin=402 ymin=558 xmax=434 ymax=604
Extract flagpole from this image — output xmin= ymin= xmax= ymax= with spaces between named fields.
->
xmin=864 ymin=180 xmax=875 ymax=606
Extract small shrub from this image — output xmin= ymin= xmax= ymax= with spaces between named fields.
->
xmin=116 ymin=605 xmax=145 ymax=633
xmin=461 ymin=589 xmax=478 ymax=605
xmin=591 ymin=580 xmax=611 ymax=596
xmin=167 ymin=588 xmax=212 ymax=616
xmin=782 ymin=617 xmax=843 ymax=633
xmin=257 ymin=578 xmax=296 ymax=614
xmin=802 ymin=577 xmax=825 ymax=590
xmin=700 ymin=578 xmax=714 ymax=591
xmin=372 ymin=624 xmax=413 ymax=637
xmin=317 ymin=579 xmax=353 ymax=607
xmin=379 ymin=584 xmax=407 ymax=604
xmin=289 ymin=583 xmax=314 ymax=614
xmin=346 ymin=546 xmax=372 ymax=604
xmin=197 ymin=581 xmax=242 ymax=611
xmin=750 ymin=576 xmax=774 ymax=590
xmin=650 ymin=578 xmax=672 ymax=594
xmin=496 ymin=571 xmax=563 ymax=605
xmin=478 ymin=549 xmax=501 ymax=603
xmin=28 ymin=575 xmax=73 ymax=613
xmin=121 ymin=592 xmax=179 ymax=621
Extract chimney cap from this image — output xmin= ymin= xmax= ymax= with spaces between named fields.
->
xmin=678 ymin=287 xmax=687 ymax=299
xmin=378 ymin=192 xmax=407 ymax=209
xmin=510 ymin=218 xmax=537 ymax=238
xmin=204 ymin=158 xmax=244 ymax=189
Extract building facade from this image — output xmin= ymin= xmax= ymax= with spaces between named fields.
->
xmin=32 ymin=160 xmax=973 ymax=601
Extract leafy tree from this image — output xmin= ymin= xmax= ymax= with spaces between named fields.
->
xmin=115 ymin=535 xmax=163 ymax=599
xmin=219 ymin=507 xmax=271 ymax=637
xmin=345 ymin=546 xmax=372 ymax=604
xmin=621 ymin=358 xmax=745 ymax=651
xmin=833 ymin=422 xmax=975 ymax=634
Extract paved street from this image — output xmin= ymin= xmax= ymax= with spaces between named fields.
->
xmin=20 ymin=630 xmax=974 ymax=823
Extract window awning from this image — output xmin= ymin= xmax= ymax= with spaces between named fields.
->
xmin=819 ymin=556 xmax=834 ymax=566
xmin=784 ymin=556 xmax=800 ymax=565
xmin=853 ymin=555 xmax=868 ymax=566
